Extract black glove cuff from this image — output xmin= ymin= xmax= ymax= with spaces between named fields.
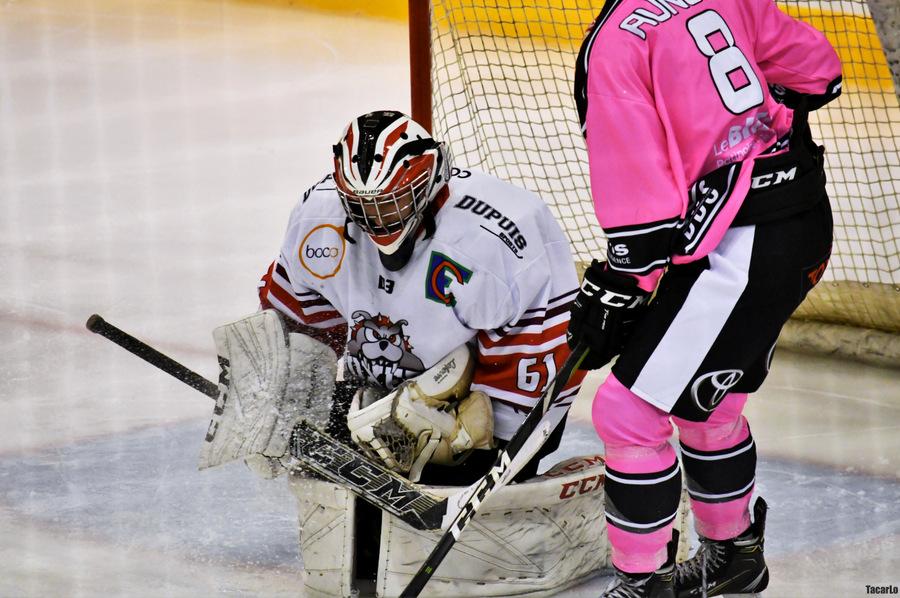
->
xmin=583 ymin=260 xmax=649 ymax=303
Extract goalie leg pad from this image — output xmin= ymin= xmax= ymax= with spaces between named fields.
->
xmin=199 ymin=310 xmax=337 ymax=470
xmin=379 ymin=456 xmax=611 ymax=596
xmin=288 ymin=471 xmax=355 ymax=598
xmin=286 ymin=455 xmax=691 ymax=597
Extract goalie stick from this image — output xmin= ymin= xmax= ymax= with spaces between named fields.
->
xmin=86 ymin=312 xmax=589 ymax=554
xmin=399 ymin=342 xmax=590 ymax=598
xmin=85 ymin=313 xmax=447 ymax=530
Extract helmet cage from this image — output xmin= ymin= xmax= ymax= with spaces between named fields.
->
xmin=332 ymin=111 xmax=450 ymax=254
xmin=336 ymin=165 xmax=432 ymax=238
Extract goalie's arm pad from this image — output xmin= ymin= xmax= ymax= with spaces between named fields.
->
xmin=258 ymin=255 xmax=347 ymax=355
xmin=346 ymin=345 xmax=495 ymax=482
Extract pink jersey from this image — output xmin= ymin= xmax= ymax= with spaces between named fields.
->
xmin=575 ymin=0 xmax=841 ymax=290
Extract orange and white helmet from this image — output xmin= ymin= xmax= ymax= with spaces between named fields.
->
xmin=333 ymin=111 xmax=450 ymax=255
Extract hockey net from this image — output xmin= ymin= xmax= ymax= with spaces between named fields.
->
xmin=412 ymin=0 xmax=900 ymax=365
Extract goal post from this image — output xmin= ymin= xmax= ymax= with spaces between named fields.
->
xmin=409 ymin=0 xmax=900 ymax=366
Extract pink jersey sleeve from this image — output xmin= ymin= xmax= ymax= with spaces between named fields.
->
xmin=583 ymin=86 xmax=679 ymax=290
xmin=750 ymin=0 xmax=843 ymax=96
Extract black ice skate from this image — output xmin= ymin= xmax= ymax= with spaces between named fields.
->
xmin=601 ymin=531 xmax=678 ymax=598
xmin=675 ymin=497 xmax=769 ymax=597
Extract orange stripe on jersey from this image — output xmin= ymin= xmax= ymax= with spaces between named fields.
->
xmin=473 ymin=335 xmax=585 ymax=402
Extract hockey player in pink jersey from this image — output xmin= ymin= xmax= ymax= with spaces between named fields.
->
xmin=569 ymin=1 xmax=842 ymax=596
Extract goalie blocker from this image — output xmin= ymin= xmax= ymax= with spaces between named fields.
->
xmin=291 ymin=454 xmax=691 ymax=597
xmin=199 ymin=309 xmax=337 ymax=472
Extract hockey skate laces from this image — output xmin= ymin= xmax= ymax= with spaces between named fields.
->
xmin=675 ymin=539 xmax=727 ymax=598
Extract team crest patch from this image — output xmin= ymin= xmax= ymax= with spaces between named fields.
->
xmin=299 ymin=224 xmax=346 ymax=279
xmin=345 ymin=310 xmax=425 ymax=389
xmin=425 ymin=251 xmax=473 ymax=307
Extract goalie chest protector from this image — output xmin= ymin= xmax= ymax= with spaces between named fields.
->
xmin=271 ymin=168 xmax=579 ymax=437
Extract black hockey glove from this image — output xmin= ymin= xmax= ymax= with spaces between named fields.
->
xmin=567 ymin=260 xmax=650 ymax=370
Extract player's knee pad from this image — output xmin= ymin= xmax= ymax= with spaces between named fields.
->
xmin=604 ymin=458 xmax=682 ymax=535
xmin=680 ymin=426 xmax=756 ymax=506
xmin=592 ymin=373 xmax=672 ymax=448
xmin=677 ymin=413 xmax=749 ymax=452
xmin=291 ymin=454 xmax=616 ymax=597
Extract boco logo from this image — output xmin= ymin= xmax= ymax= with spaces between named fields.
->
xmin=305 ymin=246 xmax=340 ymax=259
xmin=299 ymin=224 xmax=345 ymax=279
xmin=690 ymin=369 xmax=743 ymax=412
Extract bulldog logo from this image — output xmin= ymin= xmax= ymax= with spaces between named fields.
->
xmin=345 ymin=311 xmax=425 ymax=389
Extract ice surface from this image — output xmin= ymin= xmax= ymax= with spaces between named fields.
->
xmin=2 ymin=1 xmax=898 ymax=596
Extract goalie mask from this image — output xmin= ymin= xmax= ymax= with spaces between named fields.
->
xmin=333 ymin=111 xmax=450 ymax=263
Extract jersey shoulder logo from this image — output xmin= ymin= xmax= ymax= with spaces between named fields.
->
xmin=425 ymin=251 xmax=473 ymax=307
xmin=299 ymin=224 xmax=346 ymax=279
xmin=453 ymin=194 xmax=528 ymax=258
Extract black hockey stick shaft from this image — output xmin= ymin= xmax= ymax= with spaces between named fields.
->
xmin=85 ymin=314 xmax=219 ymax=399
xmin=400 ymin=342 xmax=590 ymax=597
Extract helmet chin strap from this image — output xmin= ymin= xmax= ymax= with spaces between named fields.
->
xmin=375 ymin=207 xmax=437 ymax=272
xmin=378 ymin=233 xmax=418 ymax=271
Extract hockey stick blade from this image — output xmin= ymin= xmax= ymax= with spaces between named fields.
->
xmin=85 ymin=313 xmax=449 ymax=530
xmin=400 ymin=343 xmax=590 ymax=597
xmin=291 ymin=422 xmax=448 ymax=530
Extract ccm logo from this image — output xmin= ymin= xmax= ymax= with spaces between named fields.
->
xmin=305 ymin=245 xmax=340 ymax=259
xmin=559 ymin=473 xmax=605 ymax=499
xmin=751 ymin=167 xmax=797 ymax=189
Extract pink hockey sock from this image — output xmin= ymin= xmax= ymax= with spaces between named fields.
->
xmin=594 ymin=374 xmax=680 ymax=573
xmin=675 ymin=393 xmax=755 ymax=540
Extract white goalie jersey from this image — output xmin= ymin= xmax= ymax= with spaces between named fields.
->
xmin=258 ymin=167 xmax=585 ymax=440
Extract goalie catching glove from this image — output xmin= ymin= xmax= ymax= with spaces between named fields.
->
xmin=346 ymin=344 xmax=494 ymax=482
xmin=567 ymin=260 xmax=651 ymax=370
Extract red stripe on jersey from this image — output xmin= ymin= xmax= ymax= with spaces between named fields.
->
xmin=473 ymin=337 xmax=586 ymax=402
xmin=258 ymin=261 xmax=277 ymax=310
xmin=491 ymin=301 xmax=572 ymax=337
xmin=259 ymin=261 xmax=343 ymax=326
xmin=267 ymin=281 xmax=306 ymax=321
xmin=522 ymin=289 xmax=578 ymax=315
xmin=478 ymin=320 xmax=570 ymax=350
